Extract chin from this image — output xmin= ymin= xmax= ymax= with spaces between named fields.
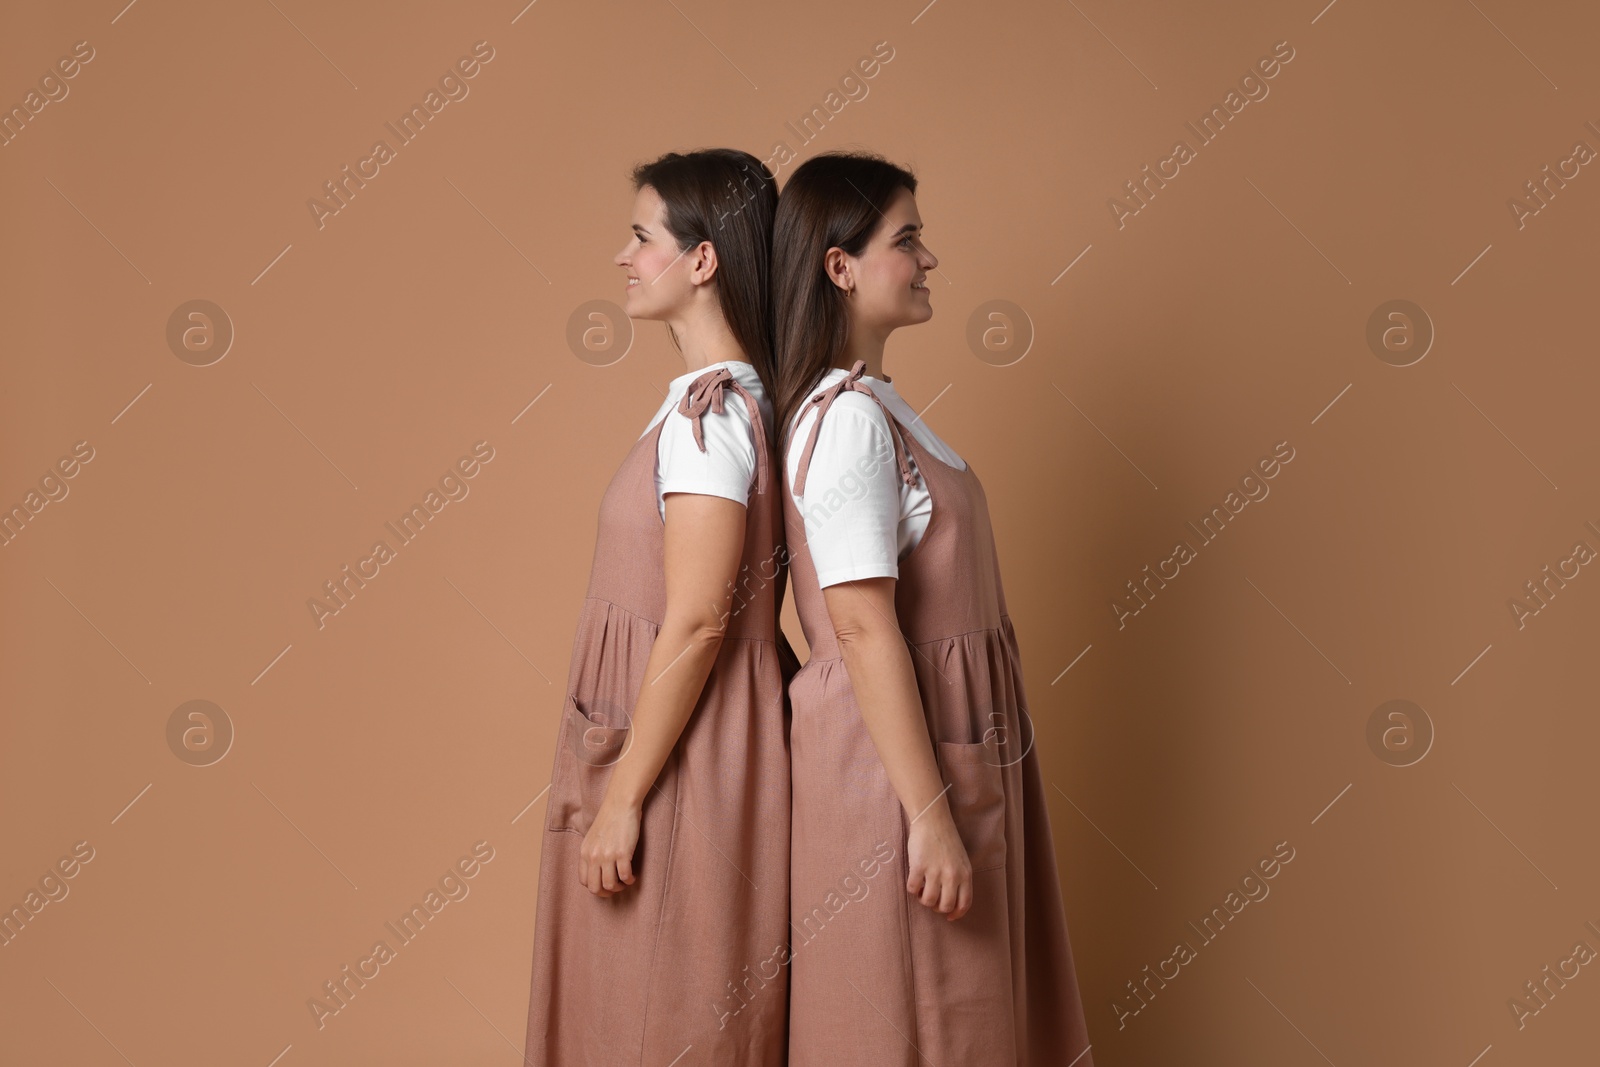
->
xmin=625 ymin=296 xmax=660 ymax=321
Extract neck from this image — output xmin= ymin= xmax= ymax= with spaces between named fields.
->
xmin=837 ymin=322 xmax=889 ymax=381
xmin=667 ymin=297 xmax=748 ymax=374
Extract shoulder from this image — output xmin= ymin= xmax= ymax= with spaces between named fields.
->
xmin=671 ymin=368 xmax=760 ymax=425
xmin=787 ymin=389 xmax=892 ymax=450
xmin=788 ymin=392 xmax=893 ymax=472
xmin=659 ymin=383 xmax=758 ymax=473
xmin=785 ymin=395 xmax=902 ymax=498
xmin=682 ymin=367 xmax=769 ymax=421
xmin=828 ymin=389 xmax=891 ymax=425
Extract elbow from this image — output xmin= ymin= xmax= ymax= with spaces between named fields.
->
xmin=832 ymin=618 xmax=865 ymax=650
xmin=691 ymin=619 xmax=731 ymax=651
xmin=832 ymin=615 xmax=889 ymax=653
xmin=822 ymin=577 xmax=901 ymax=654
xmin=665 ymin=611 xmax=732 ymax=654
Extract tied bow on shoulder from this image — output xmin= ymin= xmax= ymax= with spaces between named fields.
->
xmin=791 ymin=359 xmax=919 ymax=496
xmin=677 ymin=367 xmax=734 ymax=453
xmin=675 ymin=366 xmax=769 ymax=494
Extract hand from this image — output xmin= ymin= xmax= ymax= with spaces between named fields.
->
xmin=905 ymin=808 xmax=973 ymax=921
xmin=578 ymin=797 xmax=640 ymax=897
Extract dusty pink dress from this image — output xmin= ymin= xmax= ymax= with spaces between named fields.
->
xmin=782 ymin=360 xmax=1096 ymax=1066
xmin=524 ymin=366 xmax=793 ymax=1066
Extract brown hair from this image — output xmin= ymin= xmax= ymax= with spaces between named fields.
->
xmin=630 ymin=149 xmax=779 ymax=415
xmin=769 ymin=150 xmax=917 ymax=448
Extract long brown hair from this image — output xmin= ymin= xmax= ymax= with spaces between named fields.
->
xmin=630 ymin=149 xmax=779 ymax=417
xmin=770 ymin=150 xmax=917 ymax=448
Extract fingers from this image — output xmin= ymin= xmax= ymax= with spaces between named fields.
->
xmin=579 ymin=843 xmax=633 ymax=897
xmin=909 ymin=865 xmax=953 ymax=909
xmin=935 ymin=875 xmax=957 ymax=915
xmin=949 ymin=872 xmax=973 ymax=921
xmin=577 ymin=843 xmax=604 ymax=897
xmin=908 ymin=860 xmax=975 ymax=920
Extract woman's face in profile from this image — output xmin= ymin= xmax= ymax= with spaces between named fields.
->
xmin=839 ymin=186 xmax=938 ymax=334
xmin=615 ymin=184 xmax=696 ymax=321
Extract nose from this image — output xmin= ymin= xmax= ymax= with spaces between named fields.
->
xmin=920 ymin=244 xmax=938 ymax=270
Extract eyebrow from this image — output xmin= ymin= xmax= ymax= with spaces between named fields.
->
xmin=632 ymin=223 xmax=652 ymax=234
xmin=888 ymin=223 xmax=920 ymax=238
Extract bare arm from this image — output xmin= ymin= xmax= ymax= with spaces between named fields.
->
xmin=822 ymin=577 xmax=973 ymax=920
xmin=579 ymin=491 xmax=745 ymax=896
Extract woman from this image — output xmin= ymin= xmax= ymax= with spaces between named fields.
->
xmin=771 ymin=151 xmax=1096 ymax=1066
xmin=525 ymin=148 xmax=793 ymax=1066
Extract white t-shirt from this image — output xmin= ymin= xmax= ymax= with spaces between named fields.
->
xmin=784 ymin=366 xmax=966 ymax=588
xmin=642 ymin=359 xmax=770 ymax=520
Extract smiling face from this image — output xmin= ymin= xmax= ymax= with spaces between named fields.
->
xmin=826 ymin=186 xmax=937 ymax=334
xmin=614 ymin=184 xmax=708 ymax=320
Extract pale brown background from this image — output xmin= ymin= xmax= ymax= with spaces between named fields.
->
xmin=3 ymin=0 xmax=1597 ymax=1064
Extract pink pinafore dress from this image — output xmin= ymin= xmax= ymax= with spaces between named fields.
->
xmin=525 ymin=366 xmax=793 ymax=1066
xmin=781 ymin=360 xmax=1095 ymax=1066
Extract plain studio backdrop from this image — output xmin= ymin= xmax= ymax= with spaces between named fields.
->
xmin=2 ymin=1 xmax=1598 ymax=1064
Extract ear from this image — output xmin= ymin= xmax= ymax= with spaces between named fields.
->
xmin=823 ymin=246 xmax=853 ymax=294
xmin=688 ymin=239 xmax=719 ymax=285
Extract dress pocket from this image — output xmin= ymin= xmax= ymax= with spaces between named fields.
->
xmin=547 ymin=694 xmax=631 ymax=836
xmin=935 ymin=738 xmax=1007 ymax=872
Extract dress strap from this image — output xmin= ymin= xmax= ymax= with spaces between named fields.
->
xmin=676 ymin=365 xmax=770 ymax=495
xmin=791 ymin=359 xmax=919 ymax=497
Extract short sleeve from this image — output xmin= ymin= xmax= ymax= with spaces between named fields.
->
xmin=657 ymin=396 xmax=759 ymax=509
xmin=786 ymin=396 xmax=903 ymax=588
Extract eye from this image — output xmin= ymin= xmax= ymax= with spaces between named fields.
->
xmin=898 ymin=234 xmax=914 ymax=248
